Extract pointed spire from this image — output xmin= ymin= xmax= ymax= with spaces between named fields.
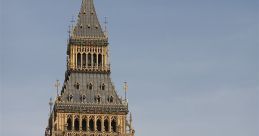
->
xmin=72 ymin=0 xmax=105 ymax=38
xmin=48 ymin=97 xmax=53 ymax=116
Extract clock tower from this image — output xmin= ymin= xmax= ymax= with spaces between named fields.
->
xmin=45 ymin=0 xmax=135 ymax=136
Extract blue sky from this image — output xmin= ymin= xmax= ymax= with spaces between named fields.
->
xmin=1 ymin=0 xmax=259 ymax=136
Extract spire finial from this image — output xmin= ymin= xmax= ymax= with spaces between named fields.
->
xmin=68 ymin=16 xmax=75 ymax=37
xmin=54 ymin=80 xmax=60 ymax=97
xmin=48 ymin=97 xmax=53 ymax=116
xmin=123 ymin=82 xmax=128 ymax=101
xmin=104 ymin=16 xmax=108 ymax=37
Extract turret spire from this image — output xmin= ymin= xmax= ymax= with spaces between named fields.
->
xmin=72 ymin=0 xmax=105 ymax=38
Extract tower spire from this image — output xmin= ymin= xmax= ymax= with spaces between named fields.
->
xmin=72 ymin=0 xmax=105 ymax=38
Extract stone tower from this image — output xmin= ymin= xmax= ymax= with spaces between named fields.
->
xmin=45 ymin=0 xmax=135 ymax=136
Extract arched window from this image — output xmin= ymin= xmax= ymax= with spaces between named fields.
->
xmin=68 ymin=95 xmax=73 ymax=102
xmin=111 ymin=119 xmax=117 ymax=132
xmin=67 ymin=118 xmax=72 ymax=131
xmin=74 ymin=118 xmax=79 ymax=131
xmin=104 ymin=119 xmax=109 ymax=132
xmin=97 ymin=119 xmax=102 ymax=132
xmin=95 ymin=95 xmax=101 ymax=103
xmin=93 ymin=54 xmax=97 ymax=66
xmin=81 ymin=95 xmax=86 ymax=103
xmin=75 ymin=82 xmax=80 ymax=90
xmin=88 ymin=53 xmax=92 ymax=66
xmin=89 ymin=118 xmax=94 ymax=131
xmin=82 ymin=53 xmax=86 ymax=68
xmin=77 ymin=53 xmax=81 ymax=68
xmin=98 ymin=54 xmax=102 ymax=66
xmin=110 ymin=96 xmax=114 ymax=103
xmin=82 ymin=118 xmax=87 ymax=131
xmin=88 ymin=83 xmax=93 ymax=90
xmin=101 ymin=83 xmax=105 ymax=90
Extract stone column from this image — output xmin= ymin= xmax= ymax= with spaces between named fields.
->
xmin=79 ymin=115 xmax=82 ymax=131
xmin=75 ymin=48 xmax=78 ymax=69
xmin=91 ymin=53 xmax=93 ymax=69
xmin=72 ymin=115 xmax=74 ymax=131
xmin=80 ymin=52 xmax=83 ymax=69
xmin=101 ymin=116 xmax=104 ymax=132
xmin=94 ymin=116 xmax=97 ymax=131
xmin=109 ymin=116 xmax=111 ymax=132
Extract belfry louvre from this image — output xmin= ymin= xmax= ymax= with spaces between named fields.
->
xmin=45 ymin=0 xmax=135 ymax=136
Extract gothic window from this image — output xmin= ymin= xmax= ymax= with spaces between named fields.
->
xmin=109 ymin=96 xmax=114 ymax=103
xmin=77 ymin=53 xmax=81 ymax=68
xmin=74 ymin=118 xmax=80 ymax=131
xmin=97 ymin=119 xmax=102 ymax=132
xmin=82 ymin=118 xmax=87 ymax=131
xmin=81 ymin=95 xmax=86 ymax=103
xmin=104 ymin=119 xmax=109 ymax=132
xmin=88 ymin=53 xmax=92 ymax=66
xmin=98 ymin=54 xmax=102 ymax=66
xmin=93 ymin=54 xmax=97 ymax=66
xmin=82 ymin=53 xmax=86 ymax=68
xmin=67 ymin=118 xmax=72 ymax=131
xmin=68 ymin=95 xmax=73 ymax=102
xmin=111 ymin=119 xmax=117 ymax=132
xmin=100 ymin=83 xmax=105 ymax=90
xmin=87 ymin=83 xmax=93 ymax=90
xmin=95 ymin=95 xmax=101 ymax=103
xmin=74 ymin=82 xmax=80 ymax=89
xmin=89 ymin=118 xmax=94 ymax=131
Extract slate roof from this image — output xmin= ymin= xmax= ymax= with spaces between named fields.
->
xmin=60 ymin=72 xmax=123 ymax=105
xmin=72 ymin=0 xmax=105 ymax=38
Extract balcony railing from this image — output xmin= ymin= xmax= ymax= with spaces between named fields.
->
xmin=55 ymin=103 xmax=128 ymax=114
xmin=69 ymin=64 xmax=111 ymax=72
xmin=64 ymin=131 xmax=119 ymax=136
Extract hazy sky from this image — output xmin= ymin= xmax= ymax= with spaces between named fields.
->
xmin=1 ymin=0 xmax=259 ymax=136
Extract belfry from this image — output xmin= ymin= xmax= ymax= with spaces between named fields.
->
xmin=45 ymin=0 xmax=135 ymax=136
